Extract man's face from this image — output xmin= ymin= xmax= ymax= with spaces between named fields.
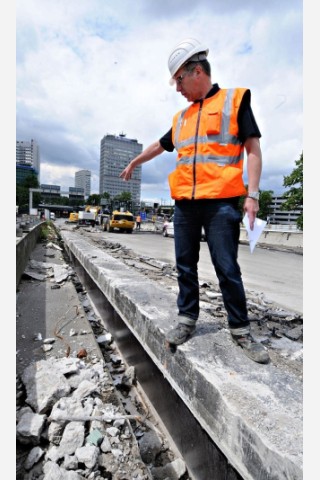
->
xmin=173 ymin=66 xmax=199 ymax=102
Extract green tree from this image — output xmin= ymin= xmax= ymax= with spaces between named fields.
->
xmin=112 ymin=192 xmax=132 ymax=212
xmin=281 ymin=152 xmax=303 ymax=230
xmin=258 ymin=190 xmax=274 ymax=220
xmin=86 ymin=193 xmax=101 ymax=205
xmin=114 ymin=191 xmax=132 ymax=202
xmin=16 ymin=174 xmax=41 ymax=211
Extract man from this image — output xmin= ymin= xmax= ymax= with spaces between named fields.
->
xmin=136 ymin=214 xmax=141 ymax=230
xmin=120 ymin=38 xmax=269 ymax=364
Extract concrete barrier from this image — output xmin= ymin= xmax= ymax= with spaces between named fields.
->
xmin=240 ymin=227 xmax=303 ymax=250
xmin=59 ymin=230 xmax=302 ymax=480
xmin=142 ymin=221 xmax=303 ymax=251
xmin=16 ymin=221 xmax=44 ymax=289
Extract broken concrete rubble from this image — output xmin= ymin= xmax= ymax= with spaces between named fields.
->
xmin=17 ymin=355 xmax=184 ymax=479
xmin=16 ymin=234 xmax=191 ymax=480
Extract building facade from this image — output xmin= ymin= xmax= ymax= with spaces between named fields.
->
xmin=40 ymin=184 xmax=61 ymax=202
xmin=268 ymin=195 xmax=302 ymax=225
xmin=99 ymin=133 xmax=142 ymax=203
xmin=39 ymin=184 xmax=84 ymax=204
xmin=16 ymin=139 xmax=40 ymax=183
xmin=75 ymin=169 xmax=91 ymax=198
xmin=69 ymin=186 xmax=85 ymax=202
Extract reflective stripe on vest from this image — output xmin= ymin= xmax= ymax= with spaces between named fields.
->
xmin=174 ymin=89 xmax=243 ymax=165
xmin=169 ymin=88 xmax=248 ymax=200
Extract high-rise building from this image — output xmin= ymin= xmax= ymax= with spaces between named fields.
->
xmin=16 ymin=139 xmax=40 ymax=184
xmin=99 ymin=133 xmax=142 ymax=203
xmin=75 ymin=169 xmax=91 ymax=198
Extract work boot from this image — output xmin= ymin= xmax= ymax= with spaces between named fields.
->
xmin=166 ymin=323 xmax=196 ymax=345
xmin=231 ymin=332 xmax=270 ymax=364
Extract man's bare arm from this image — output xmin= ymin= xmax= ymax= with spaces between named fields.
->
xmin=120 ymin=141 xmax=165 ymax=181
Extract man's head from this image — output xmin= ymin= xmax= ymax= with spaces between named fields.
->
xmin=168 ymin=38 xmax=212 ymax=102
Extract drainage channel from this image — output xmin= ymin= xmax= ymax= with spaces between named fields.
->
xmin=71 ymin=254 xmax=243 ymax=480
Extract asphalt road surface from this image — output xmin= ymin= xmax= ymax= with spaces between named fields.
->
xmin=59 ymin=220 xmax=302 ymax=315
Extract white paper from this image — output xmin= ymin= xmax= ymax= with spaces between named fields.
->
xmin=242 ymin=213 xmax=267 ymax=253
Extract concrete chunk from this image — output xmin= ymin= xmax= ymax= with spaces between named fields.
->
xmin=21 ymin=359 xmax=71 ymax=414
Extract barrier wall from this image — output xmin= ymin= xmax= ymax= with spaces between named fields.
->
xmin=239 ymin=228 xmax=303 ymax=250
xmin=16 ymin=222 xmax=44 ymax=289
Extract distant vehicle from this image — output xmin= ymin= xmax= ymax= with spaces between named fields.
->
xmin=85 ymin=205 xmax=102 ymax=225
xmin=68 ymin=212 xmax=79 ymax=223
xmin=78 ymin=211 xmax=96 ymax=227
xmin=163 ymin=216 xmax=206 ymax=241
xmin=50 ymin=212 xmax=56 ymax=221
xmin=103 ymin=210 xmax=135 ymax=233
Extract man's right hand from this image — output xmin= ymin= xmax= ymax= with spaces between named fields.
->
xmin=119 ymin=141 xmax=165 ymax=181
xmin=120 ymin=164 xmax=133 ymax=181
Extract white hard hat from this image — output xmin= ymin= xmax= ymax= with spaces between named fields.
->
xmin=168 ymin=38 xmax=209 ymax=80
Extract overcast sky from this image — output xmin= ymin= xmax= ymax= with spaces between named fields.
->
xmin=16 ymin=0 xmax=303 ymax=203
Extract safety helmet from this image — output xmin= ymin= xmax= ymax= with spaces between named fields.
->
xmin=168 ymin=38 xmax=209 ymax=80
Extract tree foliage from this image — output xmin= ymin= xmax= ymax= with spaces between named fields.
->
xmin=85 ymin=191 xmax=132 ymax=212
xmin=86 ymin=193 xmax=101 ymax=206
xmin=86 ymin=192 xmax=111 ymax=206
xmin=258 ymin=190 xmax=274 ymax=220
xmin=114 ymin=191 xmax=132 ymax=202
xmin=101 ymin=192 xmax=110 ymax=199
xmin=281 ymin=152 xmax=303 ymax=230
xmin=16 ymin=174 xmax=41 ymax=211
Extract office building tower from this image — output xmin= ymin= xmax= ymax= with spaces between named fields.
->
xmin=16 ymin=139 xmax=40 ymax=184
xmin=99 ymin=133 xmax=142 ymax=203
xmin=75 ymin=169 xmax=91 ymax=198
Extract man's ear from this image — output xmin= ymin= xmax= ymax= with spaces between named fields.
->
xmin=195 ymin=65 xmax=202 ymax=77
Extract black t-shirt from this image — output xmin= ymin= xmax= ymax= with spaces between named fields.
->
xmin=159 ymin=83 xmax=261 ymax=152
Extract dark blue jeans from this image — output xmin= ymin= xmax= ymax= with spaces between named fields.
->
xmin=174 ymin=199 xmax=249 ymax=330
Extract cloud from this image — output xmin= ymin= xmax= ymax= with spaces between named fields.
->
xmin=16 ymin=0 xmax=303 ymax=201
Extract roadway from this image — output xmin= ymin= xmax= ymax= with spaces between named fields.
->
xmin=58 ymin=219 xmax=303 ymax=315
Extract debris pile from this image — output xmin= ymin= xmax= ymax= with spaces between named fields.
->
xmin=16 ymin=353 xmax=189 ymax=480
xmin=16 ymin=356 xmax=153 ymax=479
xmin=17 ymin=235 xmax=190 ymax=480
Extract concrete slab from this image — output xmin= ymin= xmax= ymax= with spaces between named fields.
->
xmin=60 ymin=230 xmax=303 ymax=480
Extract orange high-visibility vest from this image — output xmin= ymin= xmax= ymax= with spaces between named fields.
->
xmin=168 ymin=88 xmax=248 ymax=200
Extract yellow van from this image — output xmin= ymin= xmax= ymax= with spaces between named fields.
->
xmin=104 ymin=210 xmax=135 ymax=233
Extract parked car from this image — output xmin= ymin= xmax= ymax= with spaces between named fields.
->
xmin=163 ymin=216 xmax=206 ymax=241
